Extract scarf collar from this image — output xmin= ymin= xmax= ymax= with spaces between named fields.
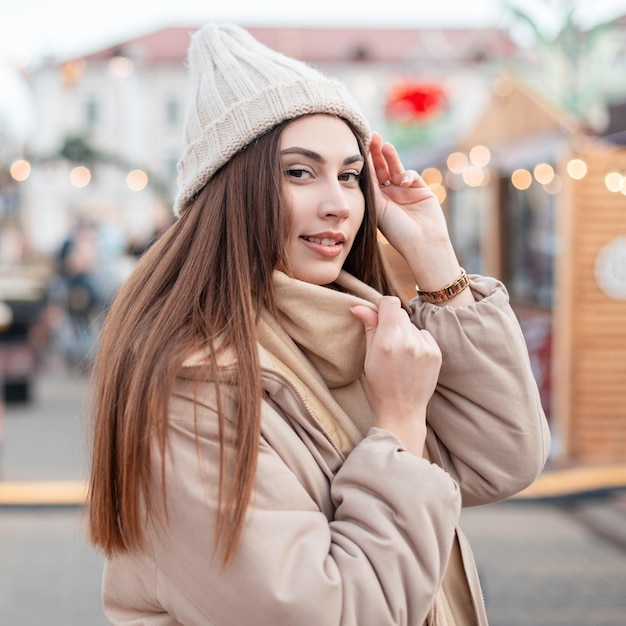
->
xmin=270 ymin=270 xmax=381 ymax=389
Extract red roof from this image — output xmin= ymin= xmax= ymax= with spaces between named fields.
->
xmin=73 ymin=25 xmax=517 ymax=65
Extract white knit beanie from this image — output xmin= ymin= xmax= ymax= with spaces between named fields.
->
xmin=173 ymin=23 xmax=371 ymax=216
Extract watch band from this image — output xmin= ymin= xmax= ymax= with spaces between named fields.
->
xmin=416 ymin=269 xmax=470 ymax=304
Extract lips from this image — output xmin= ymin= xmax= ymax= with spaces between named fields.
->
xmin=301 ymin=233 xmax=345 ymax=246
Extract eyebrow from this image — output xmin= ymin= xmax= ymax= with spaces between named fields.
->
xmin=280 ymin=147 xmax=364 ymax=166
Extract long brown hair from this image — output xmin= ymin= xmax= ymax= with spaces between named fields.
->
xmin=88 ymin=115 xmax=401 ymax=565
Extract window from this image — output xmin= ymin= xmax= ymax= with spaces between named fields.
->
xmin=448 ymin=186 xmax=487 ymax=276
xmin=85 ymin=98 xmax=98 ymax=128
xmin=502 ymin=181 xmax=556 ymax=307
xmin=165 ymin=98 xmax=179 ymax=127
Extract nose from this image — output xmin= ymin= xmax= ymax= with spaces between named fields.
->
xmin=318 ymin=180 xmax=350 ymax=221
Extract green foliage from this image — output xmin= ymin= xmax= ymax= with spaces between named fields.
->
xmin=503 ymin=0 xmax=623 ymax=125
xmin=59 ymin=135 xmax=100 ymax=163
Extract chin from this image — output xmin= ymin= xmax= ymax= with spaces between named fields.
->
xmin=292 ymin=264 xmax=343 ymax=286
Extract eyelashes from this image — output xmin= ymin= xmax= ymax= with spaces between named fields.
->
xmin=284 ymin=168 xmax=362 ymax=183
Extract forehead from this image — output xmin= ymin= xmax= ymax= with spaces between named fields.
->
xmin=280 ymin=114 xmax=360 ymax=155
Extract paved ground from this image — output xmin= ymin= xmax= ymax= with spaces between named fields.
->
xmin=461 ymin=497 xmax=626 ymax=626
xmin=1 ymin=360 xmax=626 ymax=625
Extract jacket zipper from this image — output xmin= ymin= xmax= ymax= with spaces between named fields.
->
xmin=262 ymin=367 xmax=346 ymax=461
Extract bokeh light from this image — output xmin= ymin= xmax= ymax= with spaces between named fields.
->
xmin=430 ymin=183 xmax=447 ymax=205
xmin=69 ymin=166 xmax=91 ymax=188
xmin=533 ymin=163 xmax=555 ymax=185
xmin=605 ymin=172 xmax=625 ymax=193
xmin=447 ymin=152 xmax=468 ymax=174
xmin=10 ymin=159 xmax=31 ymax=181
xmin=544 ymin=174 xmax=562 ymax=195
xmin=463 ymin=165 xmax=487 ymax=187
xmin=511 ymin=169 xmax=532 ymax=190
xmin=109 ymin=56 xmax=134 ymax=78
xmin=469 ymin=145 xmax=491 ymax=167
xmin=126 ymin=169 xmax=148 ymax=191
xmin=421 ymin=167 xmax=442 ymax=186
xmin=566 ymin=158 xmax=588 ymax=180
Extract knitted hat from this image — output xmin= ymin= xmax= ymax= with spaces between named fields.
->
xmin=173 ymin=23 xmax=371 ymax=216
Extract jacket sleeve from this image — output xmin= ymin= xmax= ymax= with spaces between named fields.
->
xmin=103 ymin=383 xmax=461 ymax=626
xmin=411 ymin=275 xmax=551 ymax=506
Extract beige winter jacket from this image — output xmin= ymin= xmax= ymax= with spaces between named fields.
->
xmin=102 ymin=272 xmax=550 ymax=625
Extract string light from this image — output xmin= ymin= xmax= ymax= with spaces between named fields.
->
xmin=126 ymin=169 xmax=148 ymax=191
xmin=605 ymin=172 xmax=625 ymax=193
xmin=511 ymin=169 xmax=532 ymax=190
xmin=10 ymin=159 xmax=31 ymax=182
xmin=109 ymin=56 xmax=134 ymax=78
xmin=436 ymin=151 xmax=612 ymax=195
xmin=566 ymin=159 xmax=587 ymax=180
xmin=533 ymin=163 xmax=555 ymax=185
xmin=420 ymin=167 xmax=442 ymax=186
xmin=69 ymin=166 xmax=91 ymax=188
xmin=469 ymin=145 xmax=491 ymax=167
xmin=544 ymin=174 xmax=562 ymax=195
xmin=430 ymin=183 xmax=447 ymax=204
xmin=463 ymin=165 xmax=487 ymax=187
xmin=447 ymin=152 xmax=468 ymax=174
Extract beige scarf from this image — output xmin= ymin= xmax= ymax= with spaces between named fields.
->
xmin=257 ymin=270 xmax=477 ymax=626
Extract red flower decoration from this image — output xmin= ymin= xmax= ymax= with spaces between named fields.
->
xmin=386 ymin=82 xmax=447 ymax=123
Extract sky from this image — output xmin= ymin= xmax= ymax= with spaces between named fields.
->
xmin=3 ymin=0 xmax=626 ymax=65
xmin=1 ymin=0 xmax=626 ymax=138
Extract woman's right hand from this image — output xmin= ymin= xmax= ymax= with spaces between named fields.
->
xmin=351 ymin=297 xmax=442 ymax=455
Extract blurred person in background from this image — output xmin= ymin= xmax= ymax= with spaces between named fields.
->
xmin=44 ymin=219 xmax=105 ymax=367
xmin=88 ymin=24 xmax=550 ymax=626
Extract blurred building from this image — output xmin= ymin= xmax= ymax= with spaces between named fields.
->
xmin=15 ymin=24 xmax=518 ymax=256
xmin=433 ymin=12 xmax=626 ymax=465
xmin=4 ymin=18 xmax=626 ymax=462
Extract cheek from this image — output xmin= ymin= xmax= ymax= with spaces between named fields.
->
xmin=284 ymin=187 xmax=313 ymax=230
xmin=353 ymin=196 xmax=366 ymax=229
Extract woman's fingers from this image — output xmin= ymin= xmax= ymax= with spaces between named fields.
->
xmin=352 ymin=296 xmax=441 ymax=452
xmin=350 ymin=304 xmax=379 ymax=353
xmin=369 ymin=132 xmax=391 ymax=184
xmin=370 ymin=133 xmax=425 ymax=190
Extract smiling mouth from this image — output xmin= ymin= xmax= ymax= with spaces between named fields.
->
xmin=301 ymin=236 xmax=343 ymax=246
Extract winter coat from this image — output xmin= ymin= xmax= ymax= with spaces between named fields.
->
xmin=101 ymin=272 xmax=550 ymax=625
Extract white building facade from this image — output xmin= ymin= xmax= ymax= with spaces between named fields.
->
xmin=18 ymin=25 xmax=517 ymax=257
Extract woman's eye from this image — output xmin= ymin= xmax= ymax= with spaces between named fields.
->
xmin=339 ymin=171 xmax=362 ymax=183
xmin=285 ymin=168 xmax=310 ymax=180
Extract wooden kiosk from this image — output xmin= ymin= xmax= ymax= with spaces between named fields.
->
xmin=448 ymin=76 xmax=626 ymax=464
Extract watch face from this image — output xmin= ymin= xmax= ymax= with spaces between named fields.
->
xmin=595 ymin=237 xmax=626 ymax=301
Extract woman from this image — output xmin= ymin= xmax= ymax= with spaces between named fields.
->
xmin=88 ymin=24 xmax=550 ymax=625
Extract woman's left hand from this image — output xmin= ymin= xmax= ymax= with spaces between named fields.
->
xmin=370 ymin=132 xmax=450 ymax=255
xmin=369 ymin=132 xmax=471 ymax=299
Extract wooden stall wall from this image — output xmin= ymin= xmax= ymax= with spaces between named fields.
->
xmin=554 ymin=144 xmax=626 ymax=463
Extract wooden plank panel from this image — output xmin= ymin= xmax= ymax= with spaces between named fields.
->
xmin=554 ymin=145 xmax=626 ymax=462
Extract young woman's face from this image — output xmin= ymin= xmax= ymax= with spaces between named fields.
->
xmin=279 ymin=114 xmax=365 ymax=285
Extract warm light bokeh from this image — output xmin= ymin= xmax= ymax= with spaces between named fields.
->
xmin=421 ymin=167 xmax=443 ymax=186
xmin=109 ymin=56 xmax=134 ymax=78
xmin=543 ymin=174 xmax=562 ymax=195
xmin=447 ymin=152 xmax=468 ymax=174
xmin=511 ymin=169 xmax=532 ymax=190
xmin=10 ymin=159 xmax=31 ymax=181
xmin=469 ymin=145 xmax=491 ymax=167
xmin=126 ymin=169 xmax=149 ymax=191
xmin=69 ymin=166 xmax=91 ymax=188
xmin=605 ymin=172 xmax=625 ymax=193
xmin=533 ymin=163 xmax=555 ymax=185
xmin=463 ymin=165 xmax=487 ymax=187
xmin=566 ymin=158 xmax=588 ymax=180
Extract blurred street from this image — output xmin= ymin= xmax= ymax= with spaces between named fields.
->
xmin=1 ymin=358 xmax=626 ymax=625
xmin=0 ymin=357 xmax=106 ymax=625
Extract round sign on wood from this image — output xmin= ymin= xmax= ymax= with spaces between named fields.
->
xmin=595 ymin=237 xmax=626 ymax=300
